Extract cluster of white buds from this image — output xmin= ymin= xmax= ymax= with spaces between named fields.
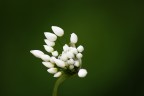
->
xmin=30 ymin=26 xmax=87 ymax=78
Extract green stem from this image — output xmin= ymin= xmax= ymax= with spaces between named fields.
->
xmin=52 ymin=74 xmax=70 ymax=96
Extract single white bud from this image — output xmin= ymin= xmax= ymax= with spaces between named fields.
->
xmin=55 ymin=59 xmax=66 ymax=68
xmin=70 ymin=33 xmax=78 ymax=44
xmin=43 ymin=45 xmax=54 ymax=53
xmin=44 ymin=39 xmax=55 ymax=47
xmin=76 ymin=53 xmax=83 ymax=59
xmin=67 ymin=59 xmax=74 ymax=65
xmin=74 ymin=61 xmax=80 ymax=67
xmin=42 ymin=62 xmax=54 ymax=68
xmin=63 ymin=44 xmax=69 ymax=52
xmin=77 ymin=45 xmax=84 ymax=52
xmin=40 ymin=54 xmax=50 ymax=61
xmin=51 ymin=26 xmax=64 ymax=37
xmin=47 ymin=68 xmax=58 ymax=74
xmin=78 ymin=69 xmax=87 ymax=78
xmin=60 ymin=54 xmax=68 ymax=61
xmin=71 ymin=48 xmax=78 ymax=54
xmin=52 ymin=51 xmax=58 ymax=57
xmin=44 ymin=32 xmax=57 ymax=41
xmin=54 ymin=72 xmax=62 ymax=77
xmin=50 ymin=57 xmax=56 ymax=63
xmin=30 ymin=50 xmax=44 ymax=58
xmin=69 ymin=65 xmax=74 ymax=70
xmin=66 ymin=52 xmax=74 ymax=58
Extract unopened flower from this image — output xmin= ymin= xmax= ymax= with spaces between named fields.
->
xmin=76 ymin=53 xmax=83 ymax=59
xmin=67 ymin=59 xmax=74 ymax=65
xmin=70 ymin=33 xmax=78 ymax=44
xmin=66 ymin=51 xmax=74 ymax=58
xmin=42 ymin=62 xmax=54 ymax=68
xmin=77 ymin=45 xmax=84 ymax=52
xmin=50 ymin=57 xmax=56 ymax=63
xmin=52 ymin=26 xmax=64 ymax=37
xmin=54 ymin=72 xmax=62 ymax=77
xmin=63 ymin=44 xmax=69 ymax=52
xmin=47 ymin=68 xmax=58 ymax=74
xmin=52 ymin=51 xmax=58 ymax=57
xmin=40 ymin=54 xmax=50 ymax=61
xmin=78 ymin=69 xmax=87 ymax=78
xmin=55 ymin=59 xmax=66 ymax=68
xmin=43 ymin=45 xmax=54 ymax=53
xmin=69 ymin=65 xmax=74 ymax=70
xmin=30 ymin=50 xmax=44 ymax=58
xmin=44 ymin=39 xmax=55 ymax=47
xmin=60 ymin=54 xmax=68 ymax=61
xmin=30 ymin=26 xmax=87 ymax=78
xmin=44 ymin=32 xmax=57 ymax=41
xmin=74 ymin=61 xmax=80 ymax=67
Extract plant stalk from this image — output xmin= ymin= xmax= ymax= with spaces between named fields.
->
xmin=52 ymin=74 xmax=70 ymax=96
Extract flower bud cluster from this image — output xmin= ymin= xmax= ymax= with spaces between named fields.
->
xmin=30 ymin=26 xmax=87 ymax=78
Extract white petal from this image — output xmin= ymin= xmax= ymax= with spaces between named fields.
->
xmin=44 ymin=39 xmax=55 ymax=47
xmin=54 ymin=72 xmax=62 ymax=77
xmin=55 ymin=59 xmax=66 ymax=68
xmin=76 ymin=53 xmax=83 ymax=59
xmin=70 ymin=33 xmax=78 ymax=44
xmin=43 ymin=45 xmax=54 ymax=53
xmin=42 ymin=62 xmax=54 ymax=68
xmin=77 ymin=45 xmax=84 ymax=52
xmin=47 ymin=68 xmax=58 ymax=74
xmin=30 ymin=50 xmax=44 ymax=58
xmin=44 ymin=32 xmax=57 ymax=41
xmin=52 ymin=26 xmax=64 ymax=37
xmin=74 ymin=61 xmax=80 ymax=67
xmin=52 ymin=51 xmax=58 ymax=57
xmin=78 ymin=69 xmax=87 ymax=78
xmin=40 ymin=54 xmax=50 ymax=61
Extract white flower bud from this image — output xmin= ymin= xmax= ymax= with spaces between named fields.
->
xmin=66 ymin=52 xmax=74 ymax=58
xmin=40 ymin=54 xmax=50 ymax=61
xmin=71 ymin=48 xmax=78 ymax=54
xmin=51 ymin=26 xmax=64 ymax=37
xmin=30 ymin=50 xmax=44 ymax=58
xmin=76 ymin=53 xmax=83 ymax=59
xmin=78 ymin=69 xmax=87 ymax=78
xmin=42 ymin=62 xmax=54 ymax=68
xmin=77 ymin=45 xmax=84 ymax=52
xmin=74 ymin=61 xmax=80 ymax=67
xmin=44 ymin=32 xmax=57 ymax=41
xmin=63 ymin=44 xmax=69 ymax=52
xmin=50 ymin=57 xmax=56 ymax=63
xmin=69 ymin=65 xmax=74 ymax=70
xmin=60 ymin=54 xmax=68 ymax=61
xmin=44 ymin=39 xmax=55 ymax=47
xmin=55 ymin=59 xmax=66 ymax=68
xmin=70 ymin=33 xmax=78 ymax=44
xmin=43 ymin=45 xmax=54 ymax=53
xmin=47 ymin=68 xmax=58 ymax=74
xmin=54 ymin=72 xmax=62 ymax=77
xmin=67 ymin=59 xmax=74 ymax=65
xmin=52 ymin=51 xmax=58 ymax=57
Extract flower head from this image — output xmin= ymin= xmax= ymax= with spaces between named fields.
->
xmin=30 ymin=26 xmax=87 ymax=78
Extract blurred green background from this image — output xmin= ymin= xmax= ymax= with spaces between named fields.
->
xmin=0 ymin=0 xmax=144 ymax=96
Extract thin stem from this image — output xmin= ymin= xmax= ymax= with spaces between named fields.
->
xmin=52 ymin=74 xmax=70 ymax=96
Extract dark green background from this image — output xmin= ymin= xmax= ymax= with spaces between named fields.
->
xmin=1 ymin=0 xmax=144 ymax=96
